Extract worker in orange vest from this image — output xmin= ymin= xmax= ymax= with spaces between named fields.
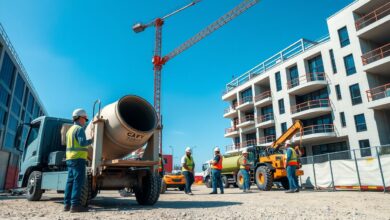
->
xmin=284 ymin=140 xmax=299 ymax=193
xmin=209 ymin=147 xmax=224 ymax=194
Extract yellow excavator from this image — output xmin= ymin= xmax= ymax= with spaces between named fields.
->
xmin=236 ymin=120 xmax=305 ymax=190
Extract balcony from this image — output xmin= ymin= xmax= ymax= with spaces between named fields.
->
xmin=254 ymin=91 xmax=272 ymax=107
xmin=223 ymin=105 xmax=238 ymax=118
xmin=291 ymin=99 xmax=332 ymax=119
xmin=294 ymin=124 xmax=336 ymax=143
xmin=258 ymin=135 xmax=276 ymax=146
xmin=287 ymin=72 xmax=328 ymax=95
xmin=366 ymin=83 xmax=390 ymax=109
xmin=241 ymin=139 xmax=257 ymax=148
xmin=224 ymin=127 xmax=239 ymax=138
xmin=225 ymin=143 xmax=241 ymax=152
xmin=362 ymin=43 xmax=390 ymax=74
xmin=236 ymin=96 xmax=254 ymax=111
xmin=355 ymin=2 xmax=390 ymax=38
xmin=237 ymin=115 xmax=255 ymax=128
xmin=256 ymin=113 xmax=275 ymax=128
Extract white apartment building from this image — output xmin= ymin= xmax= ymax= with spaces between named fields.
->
xmin=222 ymin=0 xmax=390 ymax=158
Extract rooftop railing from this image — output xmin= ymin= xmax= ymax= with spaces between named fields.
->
xmin=0 ymin=23 xmax=47 ymax=115
xmin=366 ymin=83 xmax=390 ymax=102
xmin=291 ymin=99 xmax=331 ymax=114
xmin=355 ymin=2 xmax=390 ymax=30
xmin=254 ymin=90 xmax=271 ymax=102
xmin=224 ymin=36 xmax=330 ymax=94
xmin=361 ymin=43 xmax=390 ymax=65
xmin=287 ymin=72 xmax=327 ymax=89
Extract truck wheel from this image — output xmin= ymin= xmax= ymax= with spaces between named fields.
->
xmin=80 ymin=172 xmax=92 ymax=207
xmin=280 ymin=177 xmax=289 ymax=190
xmin=135 ymin=172 xmax=160 ymax=205
xmin=255 ymin=166 xmax=273 ymax=191
xmin=222 ymin=176 xmax=229 ymax=188
xmin=236 ymin=172 xmax=244 ymax=189
xmin=160 ymin=180 xmax=167 ymax=194
xmin=26 ymin=171 xmax=43 ymax=201
xmin=205 ymin=177 xmax=212 ymax=188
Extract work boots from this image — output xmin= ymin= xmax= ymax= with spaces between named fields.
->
xmin=70 ymin=206 xmax=89 ymax=213
xmin=63 ymin=205 xmax=70 ymax=212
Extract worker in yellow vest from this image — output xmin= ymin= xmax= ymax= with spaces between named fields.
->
xmin=238 ymin=149 xmax=252 ymax=193
xmin=158 ymin=153 xmax=164 ymax=178
xmin=209 ymin=147 xmax=224 ymax=194
xmin=181 ymin=147 xmax=195 ymax=195
xmin=64 ymin=109 xmax=93 ymax=212
xmin=284 ymin=140 xmax=299 ymax=193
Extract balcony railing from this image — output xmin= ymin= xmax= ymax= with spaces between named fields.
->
xmin=366 ymin=83 xmax=390 ymax=102
xmin=296 ymin=124 xmax=335 ymax=137
xmin=224 ymin=103 xmax=237 ymax=114
xmin=238 ymin=96 xmax=253 ymax=105
xmin=362 ymin=43 xmax=390 ymax=65
xmin=241 ymin=115 xmax=255 ymax=123
xmin=241 ymin=139 xmax=257 ymax=148
xmin=258 ymin=135 xmax=276 ymax=144
xmin=225 ymin=143 xmax=241 ymax=152
xmin=254 ymin=91 xmax=272 ymax=102
xmin=225 ymin=127 xmax=238 ymax=134
xmin=256 ymin=113 xmax=274 ymax=123
xmin=291 ymin=99 xmax=331 ymax=114
xmin=287 ymin=72 xmax=326 ymax=89
xmin=355 ymin=2 xmax=390 ymax=30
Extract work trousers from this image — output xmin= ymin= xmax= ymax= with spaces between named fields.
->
xmin=211 ymin=169 xmax=224 ymax=193
xmin=64 ymin=159 xmax=86 ymax=206
xmin=240 ymin=169 xmax=250 ymax=191
xmin=182 ymin=171 xmax=194 ymax=193
xmin=286 ymin=165 xmax=298 ymax=190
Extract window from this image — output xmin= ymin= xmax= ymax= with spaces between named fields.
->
xmin=278 ymin=99 xmax=285 ymax=114
xmin=234 ymin=137 xmax=240 ymax=147
xmin=13 ymin=74 xmax=25 ymax=101
xmin=354 ymin=114 xmax=367 ymax=132
xmin=261 ymin=105 xmax=273 ymax=115
xmin=240 ymin=88 xmax=252 ymax=102
xmin=281 ymin=122 xmax=287 ymax=133
xmin=335 ymin=85 xmax=342 ymax=100
xmin=338 ymin=26 xmax=350 ymax=47
xmin=264 ymin=127 xmax=276 ymax=136
xmin=344 ymin=54 xmax=356 ymax=75
xmin=359 ymin=139 xmax=371 ymax=157
xmin=0 ymin=52 xmax=16 ymax=89
xmin=296 ymin=88 xmax=329 ymax=104
xmin=312 ymin=141 xmax=350 ymax=162
xmin=0 ymin=86 xmax=10 ymax=107
xmin=288 ymin=66 xmax=299 ymax=88
xmin=349 ymin=84 xmax=362 ymax=105
xmin=308 ymin=55 xmax=324 ymax=73
xmin=340 ymin=112 xmax=346 ymax=127
xmin=329 ymin=49 xmax=337 ymax=74
xmin=275 ymin=72 xmax=282 ymax=91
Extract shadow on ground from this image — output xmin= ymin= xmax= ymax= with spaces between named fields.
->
xmin=0 ymin=195 xmax=25 ymax=201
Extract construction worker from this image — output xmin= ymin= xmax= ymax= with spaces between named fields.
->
xmin=238 ymin=149 xmax=252 ymax=193
xmin=284 ymin=140 xmax=299 ymax=193
xmin=158 ymin=153 xmax=164 ymax=178
xmin=181 ymin=147 xmax=195 ymax=195
xmin=64 ymin=109 xmax=93 ymax=212
xmin=209 ymin=147 xmax=224 ymax=194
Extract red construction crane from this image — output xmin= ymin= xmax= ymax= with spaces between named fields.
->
xmin=133 ymin=0 xmax=260 ymax=153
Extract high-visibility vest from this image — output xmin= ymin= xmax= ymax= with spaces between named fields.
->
xmin=286 ymin=147 xmax=298 ymax=166
xmin=182 ymin=156 xmax=194 ymax=172
xmin=66 ymin=125 xmax=88 ymax=160
xmin=211 ymin=155 xmax=223 ymax=170
xmin=239 ymin=156 xmax=250 ymax=170
xmin=159 ymin=157 xmax=163 ymax=172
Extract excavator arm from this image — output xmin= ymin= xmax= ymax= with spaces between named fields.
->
xmin=268 ymin=120 xmax=303 ymax=153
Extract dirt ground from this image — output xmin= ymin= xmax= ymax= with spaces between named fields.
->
xmin=1 ymin=185 xmax=390 ymax=220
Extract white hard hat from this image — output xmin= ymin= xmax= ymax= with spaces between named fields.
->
xmin=214 ymin=147 xmax=220 ymax=152
xmin=285 ymin=140 xmax=291 ymax=145
xmin=185 ymin=147 xmax=192 ymax=153
xmin=242 ymin=149 xmax=248 ymax=154
xmin=72 ymin=108 xmax=88 ymax=120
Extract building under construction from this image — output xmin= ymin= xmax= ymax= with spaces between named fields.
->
xmin=0 ymin=23 xmax=47 ymax=191
xmin=222 ymin=0 xmax=390 ymax=158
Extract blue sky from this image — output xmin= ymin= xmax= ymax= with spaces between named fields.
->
xmin=0 ymin=0 xmax=353 ymax=171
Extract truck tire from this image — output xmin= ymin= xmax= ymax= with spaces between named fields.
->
xmin=255 ymin=166 xmax=273 ymax=191
xmin=222 ymin=175 xmax=229 ymax=188
xmin=160 ymin=180 xmax=167 ymax=194
xmin=80 ymin=172 xmax=92 ymax=207
xmin=135 ymin=172 xmax=160 ymax=205
xmin=236 ymin=172 xmax=244 ymax=189
xmin=205 ymin=177 xmax=212 ymax=188
xmin=26 ymin=171 xmax=43 ymax=201
xmin=280 ymin=177 xmax=289 ymax=190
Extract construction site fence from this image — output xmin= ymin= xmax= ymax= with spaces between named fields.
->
xmin=299 ymin=145 xmax=390 ymax=192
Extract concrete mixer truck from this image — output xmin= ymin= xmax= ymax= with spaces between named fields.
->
xmin=16 ymin=95 xmax=161 ymax=206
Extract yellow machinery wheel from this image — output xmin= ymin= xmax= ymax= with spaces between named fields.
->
xmin=255 ymin=166 xmax=273 ymax=191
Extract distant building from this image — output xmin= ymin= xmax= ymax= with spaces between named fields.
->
xmin=222 ymin=0 xmax=390 ymax=158
xmin=0 ymin=24 xmax=47 ymax=190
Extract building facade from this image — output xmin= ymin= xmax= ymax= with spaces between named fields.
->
xmin=222 ymin=0 xmax=390 ymax=158
xmin=0 ymin=24 xmax=47 ymax=190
